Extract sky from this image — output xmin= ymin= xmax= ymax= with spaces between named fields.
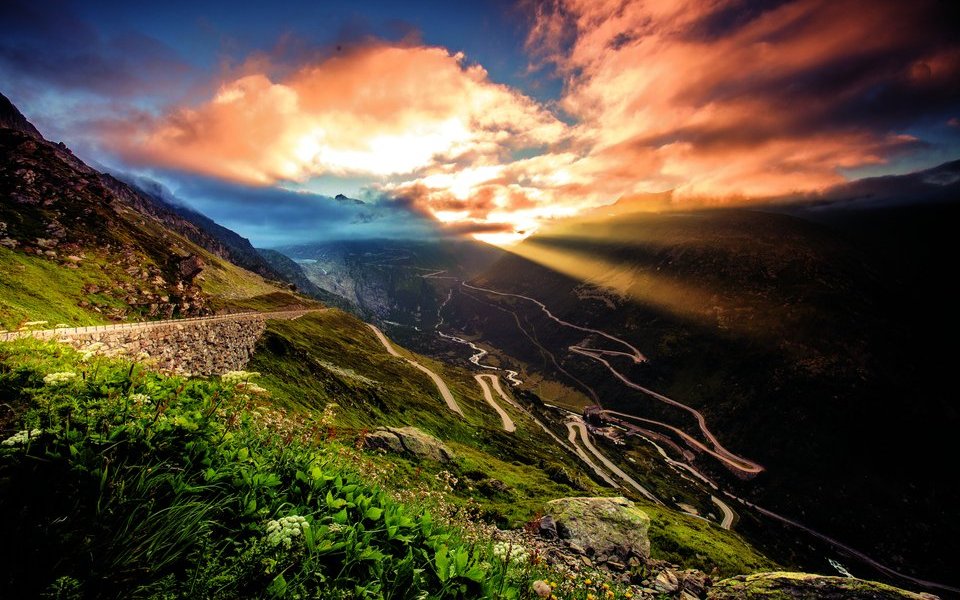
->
xmin=2 ymin=0 xmax=959 ymax=246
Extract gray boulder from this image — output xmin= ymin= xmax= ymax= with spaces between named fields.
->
xmin=545 ymin=496 xmax=651 ymax=562
xmin=363 ymin=426 xmax=453 ymax=463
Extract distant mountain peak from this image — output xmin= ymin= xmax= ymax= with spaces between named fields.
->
xmin=0 ymin=92 xmax=43 ymax=139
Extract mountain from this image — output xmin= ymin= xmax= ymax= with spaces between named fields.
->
xmin=0 ymin=93 xmax=313 ymax=329
xmin=257 ymin=247 xmax=354 ymax=309
xmin=0 ymin=90 xmax=942 ymax=599
xmin=116 ymin=177 xmax=287 ymax=282
xmin=436 ymin=195 xmax=959 ymax=587
xmin=0 ymin=93 xmax=41 ymax=139
xmin=277 ymin=238 xmax=505 ymax=331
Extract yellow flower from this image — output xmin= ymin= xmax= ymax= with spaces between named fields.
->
xmin=625 ymin=593 xmax=634 ymax=599
xmin=602 ymin=583 xmax=610 ymax=590
xmin=587 ymin=595 xmax=596 ymax=600
xmin=585 ymin=579 xmax=592 ymax=585
xmin=606 ymin=592 xmax=615 ymax=599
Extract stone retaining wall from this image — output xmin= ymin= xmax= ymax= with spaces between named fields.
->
xmin=1 ymin=310 xmax=316 ymax=376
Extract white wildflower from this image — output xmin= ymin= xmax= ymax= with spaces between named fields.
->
xmin=129 ymin=393 xmax=150 ymax=405
xmin=492 ymin=541 xmax=529 ymax=565
xmin=43 ymin=372 xmax=77 ymax=386
xmin=79 ymin=342 xmax=106 ymax=361
xmin=264 ymin=515 xmax=310 ymax=548
xmin=2 ymin=429 xmax=42 ymax=446
xmin=222 ymin=371 xmax=260 ymax=385
xmin=235 ymin=382 xmax=270 ymax=396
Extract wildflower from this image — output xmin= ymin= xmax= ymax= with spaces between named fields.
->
xmin=585 ymin=579 xmax=592 ymax=585
xmin=235 ymin=382 xmax=270 ymax=396
xmin=532 ymin=581 xmax=551 ymax=598
xmin=2 ymin=429 xmax=41 ymax=446
xmin=587 ymin=594 xmax=596 ymax=600
xmin=264 ymin=515 xmax=309 ymax=548
xmin=492 ymin=541 xmax=529 ymax=565
xmin=606 ymin=591 xmax=615 ymax=599
xmin=80 ymin=342 xmax=105 ymax=361
xmin=129 ymin=393 xmax=150 ymax=405
xmin=602 ymin=583 xmax=610 ymax=590
xmin=624 ymin=592 xmax=634 ymax=599
xmin=222 ymin=370 xmax=261 ymax=385
xmin=43 ymin=372 xmax=77 ymax=386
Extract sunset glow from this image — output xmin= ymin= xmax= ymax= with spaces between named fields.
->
xmin=5 ymin=0 xmax=958 ymax=244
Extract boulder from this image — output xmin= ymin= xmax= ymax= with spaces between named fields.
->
xmin=177 ymin=254 xmax=205 ymax=281
xmin=545 ymin=496 xmax=651 ymax=562
xmin=707 ymin=572 xmax=939 ymax=600
xmin=363 ymin=426 xmax=453 ymax=463
xmin=537 ymin=515 xmax=558 ymax=540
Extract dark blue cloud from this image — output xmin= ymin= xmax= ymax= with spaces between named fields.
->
xmin=123 ymin=171 xmax=439 ymax=248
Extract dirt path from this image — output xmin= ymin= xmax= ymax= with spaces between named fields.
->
xmin=366 ymin=324 xmax=464 ymax=417
xmin=474 ymin=374 xmax=516 ymax=432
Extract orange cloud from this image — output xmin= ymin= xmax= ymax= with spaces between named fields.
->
xmin=113 ymin=43 xmax=566 ymax=185
xmin=527 ymin=0 xmax=955 ymax=202
xmin=106 ymin=1 xmax=959 ymax=244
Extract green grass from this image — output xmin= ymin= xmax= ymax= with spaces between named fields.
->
xmin=0 ymin=246 xmax=111 ymax=330
xmin=247 ymin=310 xmax=774 ymax=574
xmin=248 ymin=311 xmax=603 ymax=523
xmin=641 ymin=503 xmax=774 ymax=576
xmin=0 ymin=311 xmax=775 ymax=597
xmin=1 ymin=339 xmax=629 ymax=599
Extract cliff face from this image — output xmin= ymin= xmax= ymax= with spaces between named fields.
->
xmin=0 ymin=93 xmax=42 ymax=139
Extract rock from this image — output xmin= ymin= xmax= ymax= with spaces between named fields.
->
xmin=177 ymin=254 xmax=205 ymax=281
xmin=680 ymin=569 xmax=710 ymax=597
xmin=546 ymin=496 xmax=651 ymax=562
xmin=606 ymin=560 xmax=626 ymax=571
xmin=654 ymin=569 xmax=680 ymax=594
xmin=538 ymin=515 xmax=558 ymax=540
xmin=706 ymin=572 xmax=939 ymax=600
xmin=363 ymin=426 xmax=453 ymax=462
xmin=680 ymin=591 xmax=699 ymax=600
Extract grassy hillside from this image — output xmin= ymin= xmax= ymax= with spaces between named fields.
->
xmin=245 ymin=310 xmax=770 ymax=574
xmin=0 ymin=332 xmax=772 ymax=598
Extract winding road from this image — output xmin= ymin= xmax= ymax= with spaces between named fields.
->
xmin=566 ymin=417 xmax=663 ymax=504
xmin=366 ymin=323 xmax=464 ymax=417
xmin=474 ymin=374 xmax=516 ymax=432
xmin=462 ymin=282 xmax=764 ymax=477
xmin=711 ymin=495 xmax=736 ymax=529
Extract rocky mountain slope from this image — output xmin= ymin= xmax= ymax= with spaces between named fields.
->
xmin=0 ymin=92 xmax=313 ymax=329
xmin=278 ymin=238 xmax=504 ymax=326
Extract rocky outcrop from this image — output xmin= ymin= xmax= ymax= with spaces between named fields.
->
xmin=363 ymin=426 xmax=454 ymax=462
xmin=0 ymin=92 xmax=42 ymax=139
xmin=546 ymin=496 xmax=651 ymax=563
xmin=707 ymin=572 xmax=939 ymax=600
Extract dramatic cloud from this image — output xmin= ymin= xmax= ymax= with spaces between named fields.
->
xmin=526 ymin=0 xmax=960 ymax=201
xmin=30 ymin=0 xmax=957 ymax=244
xmin=112 ymin=43 xmax=566 ymax=185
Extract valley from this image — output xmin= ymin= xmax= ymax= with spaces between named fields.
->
xmin=275 ymin=200 xmax=960 ymax=595
xmin=2 ymin=78 xmax=957 ymax=600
